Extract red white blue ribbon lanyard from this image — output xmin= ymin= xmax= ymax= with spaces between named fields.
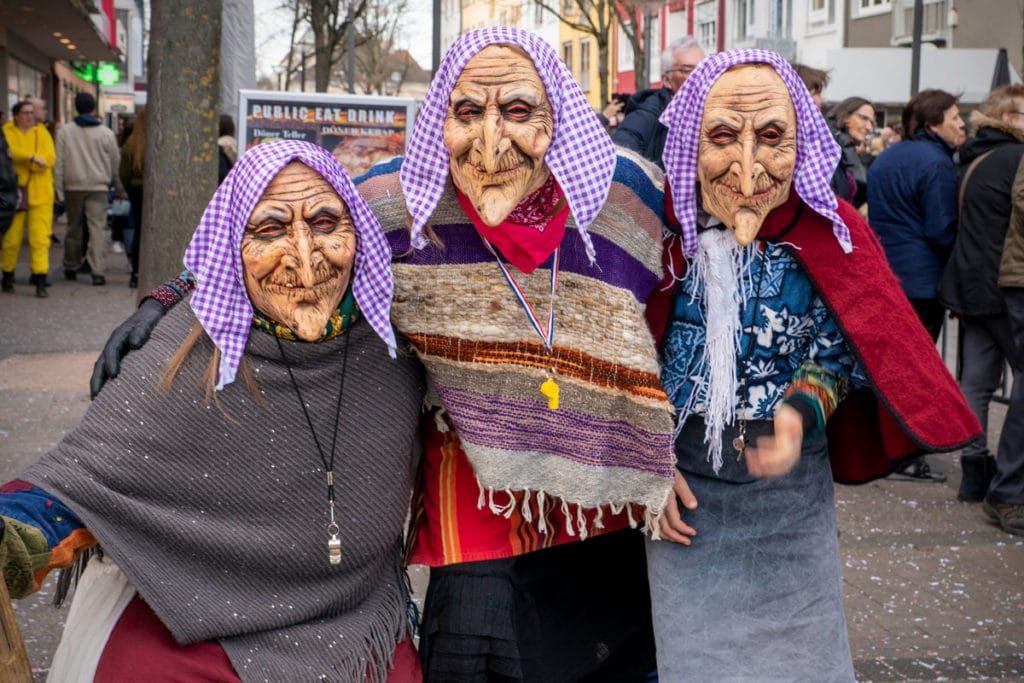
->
xmin=480 ymin=237 xmax=561 ymax=409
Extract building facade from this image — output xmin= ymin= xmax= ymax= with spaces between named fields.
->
xmin=0 ymin=0 xmax=120 ymax=126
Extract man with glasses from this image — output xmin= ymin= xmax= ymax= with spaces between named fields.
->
xmin=26 ymin=97 xmax=49 ymax=128
xmin=612 ymin=35 xmax=705 ymax=167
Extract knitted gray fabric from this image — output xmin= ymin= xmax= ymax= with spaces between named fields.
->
xmin=22 ymin=302 xmax=425 ymax=682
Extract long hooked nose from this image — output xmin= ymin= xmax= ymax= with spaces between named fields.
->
xmin=291 ymin=222 xmax=318 ymax=289
xmin=738 ymin=133 xmax=757 ymax=197
xmin=480 ymin=108 xmax=504 ymax=174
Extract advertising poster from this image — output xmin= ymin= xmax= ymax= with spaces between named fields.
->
xmin=237 ymin=90 xmax=417 ymax=178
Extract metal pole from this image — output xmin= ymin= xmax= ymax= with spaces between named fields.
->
xmin=432 ymin=0 xmax=442 ymax=74
xmin=910 ymin=0 xmax=924 ymax=96
xmin=347 ymin=2 xmax=355 ymax=93
xmin=300 ymin=50 xmax=306 ymax=92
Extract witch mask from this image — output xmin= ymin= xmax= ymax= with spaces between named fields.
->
xmin=443 ymin=44 xmax=554 ymax=226
xmin=698 ymin=64 xmax=797 ymax=246
xmin=241 ymin=161 xmax=357 ymax=341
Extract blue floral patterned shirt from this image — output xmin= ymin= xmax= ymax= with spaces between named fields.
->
xmin=661 ymin=240 xmax=868 ymax=420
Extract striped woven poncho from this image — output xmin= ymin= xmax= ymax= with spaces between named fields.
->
xmin=359 ymin=152 xmax=677 ymax=534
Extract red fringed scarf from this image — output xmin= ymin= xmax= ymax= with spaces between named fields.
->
xmin=456 ymin=174 xmax=569 ymax=274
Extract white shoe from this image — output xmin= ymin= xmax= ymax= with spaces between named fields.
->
xmin=111 ymin=241 xmax=125 ymax=254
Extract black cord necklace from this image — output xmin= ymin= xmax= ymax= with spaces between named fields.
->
xmin=732 ymin=246 xmax=767 ymax=458
xmin=275 ymin=330 xmax=351 ymax=566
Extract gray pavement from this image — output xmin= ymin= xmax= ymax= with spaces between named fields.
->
xmin=1 ymin=222 xmax=1022 ymax=681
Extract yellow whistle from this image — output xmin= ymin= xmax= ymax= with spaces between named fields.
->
xmin=540 ymin=377 xmax=560 ymax=410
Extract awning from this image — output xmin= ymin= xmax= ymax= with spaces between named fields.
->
xmin=0 ymin=0 xmax=119 ymax=62
xmin=825 ymin=46 xmax=1021 ymax=106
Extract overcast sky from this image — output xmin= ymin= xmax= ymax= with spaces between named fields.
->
xmin=251 ymin=0 xmax=433 ymax=81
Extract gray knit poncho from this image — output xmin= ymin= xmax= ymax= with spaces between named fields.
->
xmin=22 ymin=302 xmax=425 ymax=682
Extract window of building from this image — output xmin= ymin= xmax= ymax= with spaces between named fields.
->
xmin=698 ymin=18 xmax=716 ymax=51
xmin=736 ymin=0 xmax=755 ymax=40
xmin=808 ymin=0 xmax=835 ymax=25
xmin=854 ymin=0 xmax=891 ymax=17
xmin=768 ymin=0 xmax=792 ymax=37
xmin=562 ymin=41 xmax=573 ymax=73
xmin=535 ymin=0 xmax=544 ymax=25
xmin=563 ymin=0 xmax=575 ymax=15
xmin=617 ymin=22 xmax=634 ymax=72
xmin=646 ymin=12 xmax=662 ymax=85
xmin=580 ymin=38 xmax=591 ymax=92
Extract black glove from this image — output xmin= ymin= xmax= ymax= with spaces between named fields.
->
xmin=90 ymin=298 xmax=168 ymax=399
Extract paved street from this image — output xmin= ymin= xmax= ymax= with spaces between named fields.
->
xmin=1 ymin=222 xmax=1022 ymax=681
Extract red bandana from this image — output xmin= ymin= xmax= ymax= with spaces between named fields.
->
xmin=457 ymin=175 xmax=570 ymax=274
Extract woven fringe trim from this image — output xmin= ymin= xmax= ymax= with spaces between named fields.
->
xmin=475 ymin=478 xmax=667 ymax=541
xmin=674 ymin=231 xmax=759 ymax=474
xmin=53 ymin=546 xmax=100 ymax=608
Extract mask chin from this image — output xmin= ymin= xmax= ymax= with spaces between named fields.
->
xmin=731 ymin=211 xmax=763 ymax=246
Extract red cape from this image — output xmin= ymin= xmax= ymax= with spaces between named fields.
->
xmin=650 ymin=191 xmax=980 ymax=484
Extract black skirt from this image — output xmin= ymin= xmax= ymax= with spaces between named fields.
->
xmin=418 ymin=528 xmax=656 ymax=682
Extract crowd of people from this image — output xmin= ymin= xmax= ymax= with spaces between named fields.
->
xmin=0 ymin=94 xmax=237 ymax=294
xmin=0 ymin=27 xmax=1019 ymax=682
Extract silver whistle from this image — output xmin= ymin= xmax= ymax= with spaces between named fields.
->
xmin=327 ymin=521 xmax=342 ymax=565
xmin=327 ymin=533 xmax=341 ymax=565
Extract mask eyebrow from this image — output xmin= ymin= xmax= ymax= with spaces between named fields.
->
xmin=498 ymin=91 xmax=541 ymax=106
xmin=248 ymin=206 xmax=291 ymax=224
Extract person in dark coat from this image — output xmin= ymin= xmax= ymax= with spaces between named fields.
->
xmin=867 ymin=88 xmax=966 ymax=481
xmin=611 ymin=36 xmax=704 ymax=167
xmin=939 ymin=84 xmax=1024 ymax=502
xmin=827 ymin=96 xmax=875 ymax=208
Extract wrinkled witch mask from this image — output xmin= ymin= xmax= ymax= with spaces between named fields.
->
xmin=443 ymin=44 xmax=554 ymax=226
xmin=241 ymin=161 xmax=357 ymax=341
xmin=698 ymin=64 xmax=797 ymax=246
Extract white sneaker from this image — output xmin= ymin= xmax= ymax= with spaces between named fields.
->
xmin=111 ymin=241 xmax=125 ymax=254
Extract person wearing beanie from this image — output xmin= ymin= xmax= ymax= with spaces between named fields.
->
xmin=54 ymin=91 xmax=126 ymax=287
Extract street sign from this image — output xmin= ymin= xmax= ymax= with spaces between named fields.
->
xmin=237 ymin=90 xmax=417 ymax=180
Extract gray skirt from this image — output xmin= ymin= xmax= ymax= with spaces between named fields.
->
xmin=646 ymin=417 xmax=855 ymax=683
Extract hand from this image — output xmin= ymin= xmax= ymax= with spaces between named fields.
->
xmin=744 ymin=403 xmax=804 ymax=479
xmin=602 ymin=100 xmax=624 ymax=127
xmin=658 ymin=469 xmax=698 ymax=545
xmin=30 ymin=155 xmax=47 ymax=169
xmin=89 ymin=299 xmax=167 ymax=399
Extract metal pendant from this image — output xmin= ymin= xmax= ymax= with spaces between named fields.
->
xmin=734 ymin=420 xmax=747 ymax=459
xmin=327 ymin=531 xmax=342 ymax=565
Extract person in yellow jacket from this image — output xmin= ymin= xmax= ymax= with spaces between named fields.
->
xmin=2 ymin=100 xmax=56 ymax=297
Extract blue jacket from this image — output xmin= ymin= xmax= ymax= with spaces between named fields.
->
xmin=867 ymin=131 xmax=958 ymax=299
xmin=610 ymin=87 xmax=673 ymax=168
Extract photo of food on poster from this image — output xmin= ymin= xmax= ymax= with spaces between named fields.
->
xmin=237 ymin=90 xmax=417 ymax=178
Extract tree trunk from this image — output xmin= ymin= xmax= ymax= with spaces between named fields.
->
xmin=598 ymin=38 xmax=610 ymax=107
xmin=139 ymin=0 xmax=222 ymax=299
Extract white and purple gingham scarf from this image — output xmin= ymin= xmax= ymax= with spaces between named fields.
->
xmin=400 ymin=26 xmax=616 ymax=265
xmin=660 ymin=48 xmax=852 ymax=255
xmin=184 ymin=139 xmax=397 ymax=390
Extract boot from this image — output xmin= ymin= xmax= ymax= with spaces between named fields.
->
xmin=29 ymin=273 xmax=48 ymax=298
xmin=1 ymin=271 xmax=13 ymax=294
xmin=958 ymin=454 xmax=996 ymax=502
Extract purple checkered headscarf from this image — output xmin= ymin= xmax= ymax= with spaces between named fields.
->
xmin=400 ymin=26 xmax=616 ymax=265
xmin=184 ymin=139 xmax=397 ymax=390
xmin=660 ymin=49 xmax=852 ymax=256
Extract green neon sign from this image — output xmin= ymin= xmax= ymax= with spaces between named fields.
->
xmin=71 ymin=62 xmax=122 ymax=86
